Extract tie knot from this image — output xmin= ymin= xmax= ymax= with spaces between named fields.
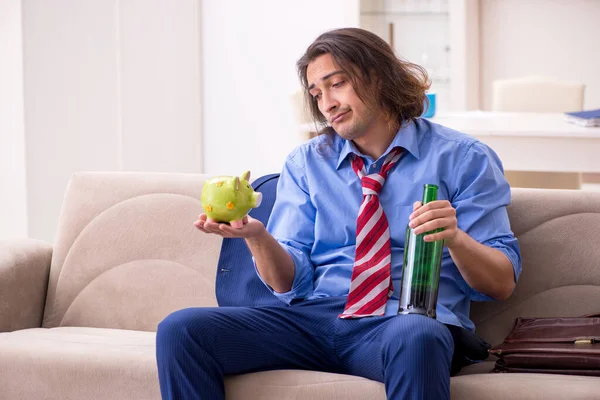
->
xmin=351 ymin=148 xmax=403 ymax=197
xmin=361 ymin=173 xmax=385 ymax=196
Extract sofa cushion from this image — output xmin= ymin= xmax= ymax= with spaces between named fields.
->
xmin=226 ymin=369 xmax=600 ymax=400
xmin=2 ymin=328 xmax=599 ymax=400
xmin=41 ymin=172 xmax=223 ymax=331
xmin=450 ymin=372 xmax=600 ymax=399
xmin=226 ymin=370 xmax=386 ymax=399
xmin=0 ymin=327 xmax=160 ymax=400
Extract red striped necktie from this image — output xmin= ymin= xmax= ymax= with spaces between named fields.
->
xmin=339 ymin=147 xmax=403 ymax=319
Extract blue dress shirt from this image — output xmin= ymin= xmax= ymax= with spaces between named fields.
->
xmin=257 ymin=118 xmax=522 ymax=331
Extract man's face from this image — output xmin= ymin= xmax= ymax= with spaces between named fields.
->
xmin=306 ymin=54 xmax=376 ymax=141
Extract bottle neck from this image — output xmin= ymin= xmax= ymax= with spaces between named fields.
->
xmin=422 ymin=184 xmax=438 ymax=204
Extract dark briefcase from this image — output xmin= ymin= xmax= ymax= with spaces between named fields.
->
xmin=489 ymin=314 xmax=600 ymax=376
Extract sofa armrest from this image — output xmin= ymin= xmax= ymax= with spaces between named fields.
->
xmin=0 ymin=239 xmax=52 ymax=332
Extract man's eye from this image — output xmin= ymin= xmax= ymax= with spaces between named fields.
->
xmin=313 ymin=93 xmax=322 ymax=100
xmin=332 ymin=80 xmax=345 ymax=88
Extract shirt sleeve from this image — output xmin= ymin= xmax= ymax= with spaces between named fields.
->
xmin=450 ymin=141 xmax=522 ymax=301
xmin=253 ymin=148 xmax=316 ymax=304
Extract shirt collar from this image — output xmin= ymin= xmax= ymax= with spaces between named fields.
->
xmin=335 ymin=120 xmax=421 ymax=170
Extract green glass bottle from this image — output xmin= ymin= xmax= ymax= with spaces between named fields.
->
xmin=398 ymin=184 xmax=444 ymax=318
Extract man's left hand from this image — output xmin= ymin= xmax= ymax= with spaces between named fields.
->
xmin=408 ymin=200 xmax=461 ymax=247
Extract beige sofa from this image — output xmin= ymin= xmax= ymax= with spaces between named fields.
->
xmin=1 ymin=171 xmax=600 ymax=399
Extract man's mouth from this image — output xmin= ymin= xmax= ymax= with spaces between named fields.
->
xmin=331 ymin=110 xmax=349 ymax=123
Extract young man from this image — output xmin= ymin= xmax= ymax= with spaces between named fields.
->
xmin=156 ymin=28 xmax=521 ymax=400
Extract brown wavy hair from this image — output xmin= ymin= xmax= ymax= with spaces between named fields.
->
xmin=297 ymin=28 xmax=430 ymax=135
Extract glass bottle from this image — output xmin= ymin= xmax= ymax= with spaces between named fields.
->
xmin=398 ymin=184 xmax=444 ymax=318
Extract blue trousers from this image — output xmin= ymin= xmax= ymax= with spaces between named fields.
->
xmin=156 ymin=296 xmax=454 ymax=400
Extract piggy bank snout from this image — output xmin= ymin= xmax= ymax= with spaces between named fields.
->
xmin=255 ymin=192 xmax=263 ymax=208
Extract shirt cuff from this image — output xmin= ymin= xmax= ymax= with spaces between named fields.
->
xmin=469 ymin=239 xmax=522 ymax=302
xmin=252 ymin=244 xmax=313 ymax=305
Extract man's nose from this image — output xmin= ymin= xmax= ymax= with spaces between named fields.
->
xmin=321 ymin=92 xmax=339 ymax=115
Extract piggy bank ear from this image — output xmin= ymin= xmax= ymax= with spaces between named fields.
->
xmin=234 ymin=177 xmax=240 ymax=191
xmin=240 ymin=171 xmax=251 ymax=182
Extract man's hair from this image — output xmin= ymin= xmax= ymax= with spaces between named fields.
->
xmin=296 ymin=28 xmax=430 ymax=133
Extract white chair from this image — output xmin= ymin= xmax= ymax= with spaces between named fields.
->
xmin=493 ymin=76 xmax=585 ymax=113
xmin=492 ymin=76 xmax=586 ymax=189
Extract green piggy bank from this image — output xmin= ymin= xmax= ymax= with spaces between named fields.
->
xmin=201 ymin=171 xmax=263 ymax=228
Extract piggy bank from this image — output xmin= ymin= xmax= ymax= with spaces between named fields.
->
xmin=201 ymin=171 xmax=263 ymax=228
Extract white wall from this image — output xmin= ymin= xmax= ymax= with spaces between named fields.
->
xmin=9 ymin=0 xmax=357 ymax=243
xmin=0 ymin=0 xmax=28 ymax=240
xmin=9 ymin=0 xmax=599 ymax=243
xmin=480 ymin=0 xmax=600 ymax=110
xmin=202 ymin=0 xmax=360 ymax=178
xmin=21 ymin=0 xmax=203 ymax=242
xmin=118 ymin=0 xmax=202 ymax=172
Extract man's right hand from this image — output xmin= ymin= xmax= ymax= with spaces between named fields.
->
xmin=194 ymin=213 xmax=267 ymax=239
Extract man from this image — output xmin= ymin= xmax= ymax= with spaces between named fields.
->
xmin=156 ymin=28 xmax=521 ymax=400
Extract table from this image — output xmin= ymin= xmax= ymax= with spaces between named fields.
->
xmin=430 ymin=111 xmax=600 ymax=173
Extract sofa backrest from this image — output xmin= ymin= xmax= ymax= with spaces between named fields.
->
xmin=43 ymin=172 xmax=600 ymax=343
xmin=42 ymin=172 xmax=223 ymax=330
xmin=470 ymin=188 xmax=600 ymax=346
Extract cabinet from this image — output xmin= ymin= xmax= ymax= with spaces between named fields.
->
xmin=359 ymin=0 xmax=479 ymax=113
